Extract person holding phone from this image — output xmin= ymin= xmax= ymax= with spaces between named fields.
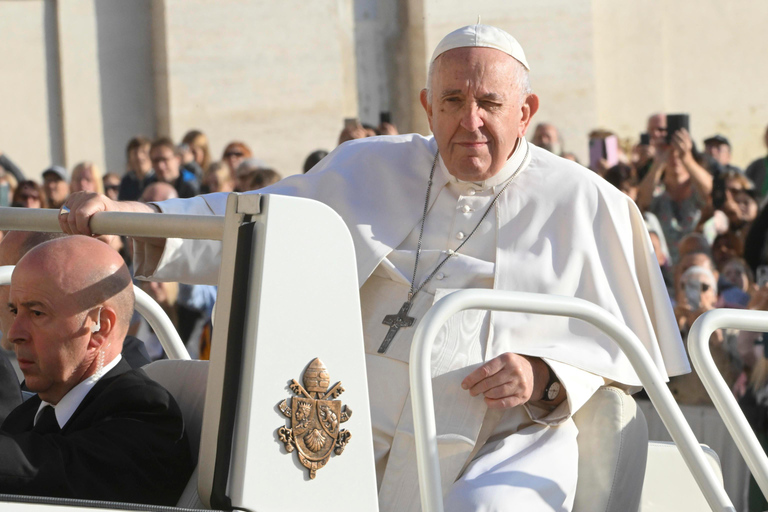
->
xmin=637 ymin=119 xmax=713 ymax=264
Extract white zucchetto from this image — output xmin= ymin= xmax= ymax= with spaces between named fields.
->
xmin=430 ymin=24 xmax=530 ymax=70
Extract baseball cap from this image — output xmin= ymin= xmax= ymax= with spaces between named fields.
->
xmin=42 ymin=165 xmax=68 ymax=181
xmin=704 ymin=134 xmax=730 ymax=147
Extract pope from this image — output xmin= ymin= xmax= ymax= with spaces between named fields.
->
xmin=61 ymin=24 xmax=688 ymax=512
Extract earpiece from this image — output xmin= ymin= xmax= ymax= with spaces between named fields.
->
xmin=91 ymin=307 xmax=102 ymax=334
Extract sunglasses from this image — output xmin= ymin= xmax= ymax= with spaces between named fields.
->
xmin=225 ymin=152 xmax=244 ymax=158
xmin=19 ymin=193 xmax=40 ymax=201
xmin=105 ymin=185 xmax=120 ymax=192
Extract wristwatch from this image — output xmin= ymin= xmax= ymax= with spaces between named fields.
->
xmin=541 ymin=365 xmax=561 ymax=402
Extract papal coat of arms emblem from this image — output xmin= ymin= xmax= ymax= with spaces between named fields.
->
xmin=277 ymin=358 xmax=352 ymax=478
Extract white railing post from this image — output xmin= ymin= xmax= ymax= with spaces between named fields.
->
xmin=410 ymin=289 xmax=734 ymax=512
xmin=689 ymin=309 xmax=768 ymax=499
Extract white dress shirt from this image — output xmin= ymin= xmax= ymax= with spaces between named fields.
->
xmin=34 ymin=355 xmax=122 ymax=429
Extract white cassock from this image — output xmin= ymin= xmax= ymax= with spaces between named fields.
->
xmin=133 ymin=135 xmax=689 ymax=511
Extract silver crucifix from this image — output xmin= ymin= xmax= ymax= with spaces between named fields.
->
xmin=378 ymin=301 xmax=416 ymax=353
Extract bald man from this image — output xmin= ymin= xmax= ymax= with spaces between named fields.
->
xmin=0 ymin=231 xmax=150 ymax=369
xmin=0 ymin=236 xmax=193 ymax=505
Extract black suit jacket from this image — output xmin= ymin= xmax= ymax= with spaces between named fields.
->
xmin=0 ymin=359 xmax=193 ymax=506
xmin=0 ymin=350 xmax=22 ymax=424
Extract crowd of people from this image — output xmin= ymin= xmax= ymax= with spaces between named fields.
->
xmin=0 ymin=26 xmax=768 ymax=505
xmin=533 ymin=116 xmax=768 ymax=510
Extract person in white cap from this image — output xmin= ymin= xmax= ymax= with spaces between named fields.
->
xmin=61 ymin=24 xmax=688 ymax=511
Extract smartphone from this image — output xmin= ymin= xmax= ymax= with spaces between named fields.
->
xmin=684 ymin=279 xmax=701 ymax=310
xmin=758 ymin=266 xmax=768 ymax=287
xmin=379 ymin=111 xmax=391 ymax=125
xmin=344 ymin=118 xmax=360 ymax=130
xmin=639 ymin=133 xmax=650 ymax=146
xmin=666 ymin=113 xmax=690 ymax=144
xmin=604 ymin=135 xmax=620 ymax=168
xmin=588 ymin=136 xmax=620 ymax=170
xmin=712 ymin=171 xmax=726 ymax=210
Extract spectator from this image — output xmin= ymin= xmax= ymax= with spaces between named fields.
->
xmin=221 ymin=141 xmax=252 ymax=177
xmin=604 ymin=163 xmax=638 ymax=202
xmin=669 ymin=264 xmax=738 ymax=405
xmin=637 ymin=128 xmax=713 ymax=264
xmin=712 ymin=231 xmax=744 ymax=271
xmin=0 ymin=236 xmax=192 ymax=503
xmin=303 ymin=150 xmax=329 ymax=173
xmin=561 ymin=152 xmax=579 ymax=163
xmin=103 ymin=173 xmax=121 ymax=201
xmin=0 ymin=151 xmax=25 ymax=183
xmin=181 ymin=129 xmax=211 ymax=174
xmin=118 ymin=136 xmax=153 ymax=201
xmin=531 ymin=123 xmax=562 ymax=155
xmin=41 ymin=166 xmax=69 ymax=209
xmin=719 ymin=257 xmax=753 ymax=308
xmin=0 ymin=170 xmax=18 ymax=206
xmin=637 ymin=113 xmax=667 ymax=180
xmin=70 ymin=161 xmax=104 ymax=195
xmin=338 ymin=119 xmax=369 ymax=145
xmin=234 ymin=158 xmax=267 ymax=192
xmin=248 ymin=168 xmax=281 ymax=191
xmin=149 ymin=138 xmax=199 ymax=198
xmin=11 ymin=181 xmax=45 ymax=209
xmin=202 ymin=161 xmax=234 ymax=193
xmin=719 ymin=170 xmax=758 ymax=245
xmin=141 ymin=182 xmax=178 ymax=203
xmin=0 ymin=350 xmax=20 ymax=424
xmin=745 ymin=124 xmax=768 ymax=200
xmin=704 ymin=135 xmax=743 ymax=175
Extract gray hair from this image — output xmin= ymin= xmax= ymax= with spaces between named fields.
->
xmin=425 ymin=53 xmax=532 ymax=104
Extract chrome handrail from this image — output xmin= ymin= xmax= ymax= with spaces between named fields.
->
xmin=689 ymin=309 xmax=768 ymax=499
xmin=410 ymin=289 xmax=734 ymax=512
xmin=0 ymin=207 xmax=225 ymax=240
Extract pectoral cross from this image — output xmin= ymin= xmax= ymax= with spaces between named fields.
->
xmin=379 ymin=301 xmax=415 ymax=353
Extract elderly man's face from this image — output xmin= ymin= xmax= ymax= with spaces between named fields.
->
xmin=420 ymin=47 xmax=538 ymax=182
xmin=7 ymin=263 xmax=96 ymax=403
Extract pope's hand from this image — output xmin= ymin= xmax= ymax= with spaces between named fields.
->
xmin=59 ymin=192 xmax=157 ymax=238
xmin=461 ymin=353 xmax=547 ymax=409
xmin=59 ymin=192 xmax=118 ymax=236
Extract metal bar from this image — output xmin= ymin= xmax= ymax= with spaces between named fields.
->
xmin=0 ymin=266 xmax=189 ymax=361
xmin=688 ymin=309 xmax=768 ymax=499
xmin=133 ymin=286 xmax=190 ymax=361
xmin=409 ymin=289 xmax=734 ymax=512
xmin=0 ymin=207 xmax=225 ymax=241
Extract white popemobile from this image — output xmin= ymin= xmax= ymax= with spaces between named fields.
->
xmin=0 ymin=195 xmax=765 ymax=512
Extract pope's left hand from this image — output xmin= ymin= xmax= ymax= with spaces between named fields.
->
xmin=461 ymin=353 xmax=547 ymax=409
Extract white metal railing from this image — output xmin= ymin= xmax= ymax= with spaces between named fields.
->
xmin=0 ymin=207 xmax=225 ymax=240
xmin=689 ymin=309 xmax=768 ymax=499
xmin=409 ymin=289 xmax=735 ymax=512
xmin=0 ymin=265 xmax=189 ymax=360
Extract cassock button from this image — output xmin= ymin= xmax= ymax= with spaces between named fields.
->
xmin=436 ymin=272 xmax=445 ymax=280
xmin=461 ymin=204 xmax=472 ymax=213
xmin=456 ymin=231 xmax=465 ymax=240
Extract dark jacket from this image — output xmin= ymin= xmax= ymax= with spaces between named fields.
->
xmin=0 ymin=359 xmax=193 ymax=505
xmin=0 ymin=350 xmax=21 ymax=424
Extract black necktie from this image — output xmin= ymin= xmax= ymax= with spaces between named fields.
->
xmin=34 ymin=405 xmax=60 ymax=434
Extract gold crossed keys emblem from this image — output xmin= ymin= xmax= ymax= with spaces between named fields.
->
xmin=277 ymin=358 xmax=353 ymax=479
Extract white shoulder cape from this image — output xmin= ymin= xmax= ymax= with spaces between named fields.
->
xmin=149 ymin=133 xmax=689 ymax=384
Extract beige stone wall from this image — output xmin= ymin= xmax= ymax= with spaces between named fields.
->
xmin=1 ymin=1 xmax=767 ymax=182
xmin=156 ymin=0 xmax=357 ymax=176
xmin=0 ymin=0 xmax=62 ymax=178
xmin=592 ymin=0 xmax=768 ymax=167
